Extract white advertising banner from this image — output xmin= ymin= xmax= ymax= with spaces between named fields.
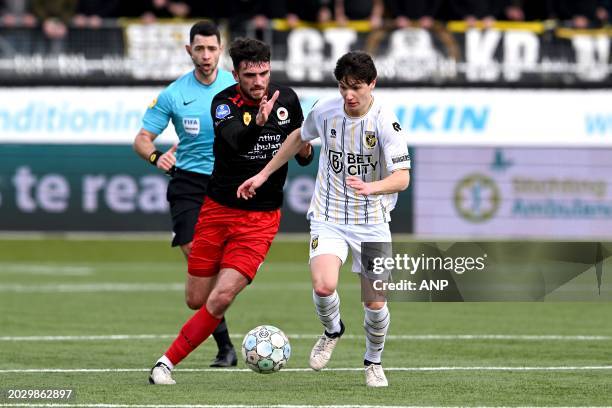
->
xmin=0 ymin=87 xmax=610 ymax=146
xmin=414 ymin=147 xmax=612 ymax=238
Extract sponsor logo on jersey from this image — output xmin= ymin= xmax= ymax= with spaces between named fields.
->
xmin=328 ymin=150 xmax=379 ymax=175
xmin=328 ymin=150 xmax=343 ymax=173
xmin=243 ymin=112 xmax=252 ymax=126
xmin=364 ymin=131 xmax=377 ymax=148
xmin=148 ymin=98 xmax=157 ymax=109
xmin=347 ymin=152 xmax=378 ymax=175
xmin=183 ymin=117 xmax=200 ymax=135
xmin=216 ymin=104 xmax=230 ymax=119
xmin=311 ymin=235 xmax=319 ymax=250
xmin=330 ymin=129 xmax=337 ymax=138
xmin=392 ymin=122 xmax=402 ymax=132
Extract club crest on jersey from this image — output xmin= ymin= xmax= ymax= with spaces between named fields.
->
xmin=216 ymin=104 xmax=230 ymax=119
xmin=311 ymin=235 xmax=319 ymax=250
xmin=243 ymin=112 xmax=252 ymax=126
xmin=364 ymin=131 xmax=377 ymax=149
xmin=276 ymin=107 xmax=288 ymax=121
xmin=328 ymin=150 xmax=343 ymax=174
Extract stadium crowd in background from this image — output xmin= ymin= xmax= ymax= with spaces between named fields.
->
xmin=1 ymin=0 xmax=611 ymax=29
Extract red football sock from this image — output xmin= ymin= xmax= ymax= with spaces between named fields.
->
xmin=165 ymin=306 xmax=221 ymax=366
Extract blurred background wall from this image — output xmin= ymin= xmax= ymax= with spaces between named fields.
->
xmin=1 ymin=0 xmax=611 ymax=237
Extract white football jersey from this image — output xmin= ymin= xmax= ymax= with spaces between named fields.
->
xmin=301 ymin=95 xmax=411 ymax=225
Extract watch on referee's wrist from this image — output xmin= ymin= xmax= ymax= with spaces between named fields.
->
xmin=148 ymin=150 xmax=163 ymax=166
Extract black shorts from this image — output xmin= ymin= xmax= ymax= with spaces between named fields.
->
xmin=167 ymin=168 xmax=211 ymax=247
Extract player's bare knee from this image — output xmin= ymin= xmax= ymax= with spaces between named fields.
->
xmin=185 ymin=294 xmax=204 ymax=310
xmin=207 ymin=290 xmax=235 ymax=317
xmin=313 ymin=284 xmax=335 ymax=298
xmin=364 ymin=301 xmax=386 ymax=310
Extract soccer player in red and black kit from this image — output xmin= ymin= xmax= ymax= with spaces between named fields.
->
xmin=149 ymin=37 xmax=313 ymax=384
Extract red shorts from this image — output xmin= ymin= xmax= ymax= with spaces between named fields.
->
xmin=188 ymin=197 xmax=281 ymax=282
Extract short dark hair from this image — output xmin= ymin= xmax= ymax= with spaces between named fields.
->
xmin=229 ymin=37 xmax=271 ymax=71
xmin=334 ymin=51 xmax=377 ymax=85
xmin=190 ymin=21 xmax=220 ymax=44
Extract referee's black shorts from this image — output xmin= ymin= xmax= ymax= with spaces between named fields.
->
xmin=166 ymin=168 xmax=210 ymax=247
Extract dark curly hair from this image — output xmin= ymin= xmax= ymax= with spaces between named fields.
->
xmin=334 ymin=51 xmax=377 ymax=85
xmin=228 ymin=37 xmax=271 ymax=71
xmin=189 ymin=21 xmax=220 ymax=44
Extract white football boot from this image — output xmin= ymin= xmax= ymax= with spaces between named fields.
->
xmin=148 ymin=362 xmax=176 ymax=385
xmin=365 ymin=363 xmax=388 ymax=387
xmin=309 ymin=320 xmax=344 ymax=371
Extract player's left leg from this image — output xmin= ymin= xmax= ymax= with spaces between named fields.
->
xmin=169 ymin=175 xmax=237 ymax=366
xmin=347 ymin=223 xmax=391 ymax=387
xmin=149 ymin=269 xmax=248 ymax=385
xmin=184 ymin=272 xmax=237 ymax=367
xmin=181 ymin=194 xmax=236 ymax=366
xmin=362 ymin=300 xmax=390 ymax=387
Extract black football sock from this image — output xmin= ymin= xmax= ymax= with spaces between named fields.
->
xmin=212 ymin=317 xmax=234 ymax=350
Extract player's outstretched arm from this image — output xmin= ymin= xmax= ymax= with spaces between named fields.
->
xmin=237 ymin=128 xmax=307 ymax=200
xmin=346 ymin=169 xmax=410 ymax=196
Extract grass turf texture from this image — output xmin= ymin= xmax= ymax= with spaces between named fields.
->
xmin=0 ymin=238 xmax=611 ymax=406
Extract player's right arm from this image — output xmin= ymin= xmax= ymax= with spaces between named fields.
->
xmin=237 ymin=99 xmax=319 ymax=199
xmin=133 ymin=91 xmax=177 ymax=172
xmin=237 ymin=128 xmax=307 ymax=199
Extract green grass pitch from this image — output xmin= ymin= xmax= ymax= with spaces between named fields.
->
xmin=0 ymin=237 xmax=611 ymax=407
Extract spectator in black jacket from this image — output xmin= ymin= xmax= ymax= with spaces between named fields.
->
xmin=286 ymin=0 xmax=333 ymax=27
xmin=553 ymin=0 xmax=598 ymax=27
xmin=384 ymin=0 xmax=442 ymax=28
xmin=1 ymin=0 xmax=36 ymax=26
xmin=334 ymin=0 xmax=384 ymax=29
xmin=72 ymin=0 xmax=119 ymax=28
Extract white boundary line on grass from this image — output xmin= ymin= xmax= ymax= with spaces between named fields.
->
xmin=1 ymin=334 xmax=611 ymax=342
xmin=1 ymin=366 xmax=612 ymax=374
xmin=1 ymin=405 xmax=611 ymax=408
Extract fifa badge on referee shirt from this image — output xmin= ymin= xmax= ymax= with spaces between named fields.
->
xmin=243 ymin=112 xmax=252 ymax=126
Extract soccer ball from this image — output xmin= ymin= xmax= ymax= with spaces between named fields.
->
xmin=241 ymin=325 xmax=290 ymax=374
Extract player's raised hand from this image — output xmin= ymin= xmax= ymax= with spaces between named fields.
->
xmin=237 ymin=173 xmax=268 ymax=200
xmin=346 ymin=175 xmax=374 ymax=196
xmin=157 ymin=144 xmax=177 ymax=171
xmin=255 ymin=90 xmax=280 ymax=126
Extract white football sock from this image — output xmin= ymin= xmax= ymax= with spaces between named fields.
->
xmin=363 ymin=303 xmax=390 ymax=364
xmin=313 ymin=290 xmax=341 ymax=334
xmin=157 ymin=355 xmax=174 ymax=370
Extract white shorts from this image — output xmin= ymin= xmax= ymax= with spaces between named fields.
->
xmin=309 ymin=219 xmax=391 ymax=273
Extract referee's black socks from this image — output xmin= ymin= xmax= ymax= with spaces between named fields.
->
xmin=212 ymin=317 xmax=234 ymax=349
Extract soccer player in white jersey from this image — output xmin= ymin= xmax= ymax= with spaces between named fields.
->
xmin=237 ymin=51 xmax=410 ymax=387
